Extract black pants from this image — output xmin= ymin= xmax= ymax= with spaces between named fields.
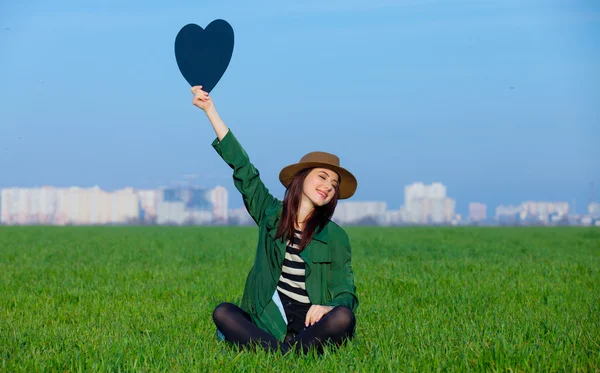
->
xmin=212 ymin=302 xmax=356 ymax=355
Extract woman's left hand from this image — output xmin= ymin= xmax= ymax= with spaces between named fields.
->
xmin=305 ymin=305 xmax=334 ymax=327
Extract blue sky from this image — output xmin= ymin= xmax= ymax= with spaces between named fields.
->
xmin=1 ymin=0 xmax=598 ymax=216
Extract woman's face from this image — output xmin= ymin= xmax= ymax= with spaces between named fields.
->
xmin=302 ymin=168 xmax=339 ymax=207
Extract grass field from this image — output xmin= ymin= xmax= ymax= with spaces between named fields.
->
xmin=1 ymin=226 xmax=599 ymax=372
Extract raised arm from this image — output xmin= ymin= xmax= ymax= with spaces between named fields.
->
xmin=191 ymin=86 xmax=281 ymax=226
xmin=191 ymin=86 xmax=229 ymax=141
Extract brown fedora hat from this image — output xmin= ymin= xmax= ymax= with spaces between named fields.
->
xmin=279 ymin=151 xmax=357 ymax=199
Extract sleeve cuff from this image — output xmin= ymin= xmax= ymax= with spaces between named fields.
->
xmin=211 ymin=129 xmax=238 ymax=159
xmin=211 ymin=129 xmax=233 ymax=147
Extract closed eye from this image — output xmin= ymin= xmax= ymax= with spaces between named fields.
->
xmin=319 ymin=172 xmax=339 ymax=189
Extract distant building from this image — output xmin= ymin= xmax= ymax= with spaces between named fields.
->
xmin=403 ymin=182 xmax=454 ymax=224
xmin=156 ymin=186 xmax=213 ymax=225
xmin=589 ymin=202 xmax=600 ymax=218
xmin=430 ymin=197 xmax=455 ymax=224
xmin=406 ymin=197 xmax=427 ymax=224
xmin=1 ymin=188 xmax=25 ymax=224
xmin=137 ymin=190 xmax=159 ymax=223
xmin=521 ymin=201 xmax=569 ymax=223
xmin=380 ymin=209 xmax=404 ymax=226
xmin=443 ymin=198 xmax=456 ymax=223
xmin=210 ymin=186 xmax=229 ymax=224
xmin=468 ymin=202 xmax=487 ymax=223
xmin=495 ymin=204 xmax=521 ymax=224
xmin=228 ymin=207 xmax=253 ymax=226
xmin=0 ymin=186 xmax=139 ymax=225
xmin=332 ymin=201 xmax=387 ymax=225
xmin=428 ymin=183 xmax=446 ymax=199
xmin=404 ymin=183 xmax=428 ymax=223
xmin=495 ymin=201 xmax=569 ymax=225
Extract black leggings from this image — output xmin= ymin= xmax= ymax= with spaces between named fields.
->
xmin=212 ymin=302 xmax=356 ymax=354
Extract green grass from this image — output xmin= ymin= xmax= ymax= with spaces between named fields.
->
xmin=1 ymin=226 xmax=599 ymax=372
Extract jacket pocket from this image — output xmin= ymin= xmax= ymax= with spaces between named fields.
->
xmin=311 ymin=249 xmax=332 ymax=263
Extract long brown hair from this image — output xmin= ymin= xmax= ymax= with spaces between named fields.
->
xmin=275 ymin=168 xmax=340 ymax=251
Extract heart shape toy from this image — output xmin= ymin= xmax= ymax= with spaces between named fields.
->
xmin=174 ymin=20 xmax=234 ymax=92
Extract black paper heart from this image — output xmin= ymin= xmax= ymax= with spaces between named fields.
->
xmin=174 ymin=20 xmax=234 ymax=93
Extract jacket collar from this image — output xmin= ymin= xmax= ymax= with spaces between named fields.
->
xmin=265 ymin=205 xmax=331 ymax=279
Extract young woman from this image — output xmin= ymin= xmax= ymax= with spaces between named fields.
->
xmin=191 ymin=86 xmax=358 ymax=355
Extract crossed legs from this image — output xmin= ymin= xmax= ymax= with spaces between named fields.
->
xmin=212 ymin=302 xmax=356 ymax=354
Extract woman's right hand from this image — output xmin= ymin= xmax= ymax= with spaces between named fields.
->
xmin=191 ymin=85 xmax=228 ymax=140
xmin=191 ymin=86 xmax=215 ymax=113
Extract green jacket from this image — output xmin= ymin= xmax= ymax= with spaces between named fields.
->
xmin=212 ymin=129 xmax=359 ymax=342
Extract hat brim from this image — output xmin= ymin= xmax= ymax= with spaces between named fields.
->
xmin=279 ymin=162 xmax=357 ymax=199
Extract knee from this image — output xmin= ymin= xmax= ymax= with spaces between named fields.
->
xmin=212 ymin=302 xmax=235 ymax=324
xmin=332 ymin=306 xmax=356 ymax=329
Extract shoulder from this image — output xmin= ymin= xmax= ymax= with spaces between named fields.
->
xmin=325 ymin=219 xmax=350 ymax=245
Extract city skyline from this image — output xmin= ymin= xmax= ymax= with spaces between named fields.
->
xmin=2 ymin=180 xmax=598 ymax=227
xmin=1 ymin=177 xmax=597 ymax=217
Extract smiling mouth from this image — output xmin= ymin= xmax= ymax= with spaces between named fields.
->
xmin=317 ymin=190 xmax=327 ymax=199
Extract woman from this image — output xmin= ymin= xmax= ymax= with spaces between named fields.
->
xmin=191 ymin=86 xmax=358 ymax=355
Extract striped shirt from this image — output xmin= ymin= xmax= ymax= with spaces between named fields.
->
xmin=276 ymin=230 xmax=310 ymax=304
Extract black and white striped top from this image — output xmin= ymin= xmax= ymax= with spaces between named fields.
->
xmin=276 ymin=230 xmax=310 ymax=304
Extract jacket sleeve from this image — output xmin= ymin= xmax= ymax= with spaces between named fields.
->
xmin=324 ymin=232 xmax=359 ymax=311
xmin=212 ymin=130 xmax=281 ymax=226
